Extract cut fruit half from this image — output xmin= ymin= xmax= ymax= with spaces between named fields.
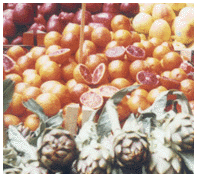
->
xmin=158 ymin=76 xmax=180 ymax=89
xmin=98 ymin=85 xmax=119 ymax=99
xmin=48 ymin=48 xmax=71 ymax=64
xmin=3 ymin=54 xmax=16 ymax=72
xmin=80 ymin=89 xmax=104 ymax=109
xmin=92 ymin=63 xmax=108 ymax=85
xmin=126 ymin=45 xmax=146 ymax=61
xmin=105 ymin=46 xmax=126 ymax=61
xmin=136 ymin=70 xmax=160 ymax=90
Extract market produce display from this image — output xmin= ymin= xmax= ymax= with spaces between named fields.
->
xmin=3 ymin=3 xmax=194 ymax=174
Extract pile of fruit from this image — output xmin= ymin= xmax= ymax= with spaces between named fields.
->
xmin=3 ymin=3 xmax=194 ymax=174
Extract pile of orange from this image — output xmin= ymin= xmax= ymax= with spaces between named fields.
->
xmin=3 ymin=14 xmax=194 ymax=130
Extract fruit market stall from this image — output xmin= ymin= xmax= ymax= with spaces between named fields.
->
xmin=3 ymin=3 xmax=194 ymax=174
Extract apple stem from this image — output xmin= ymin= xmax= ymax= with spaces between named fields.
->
xmin=79 ymin=3 xmax=86 ymax=64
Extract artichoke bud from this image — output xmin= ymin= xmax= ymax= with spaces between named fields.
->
xmin=37 ymin=128 xmax=78 ymax=173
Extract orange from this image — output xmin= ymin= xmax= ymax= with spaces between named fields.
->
xmin=62 ymin=23 xmax=80 ymax=37
xmin=84 ymin=25 xmax=93 ymax=40
xmin=129 ymin=60 xmax=148 ymax=81
xmin=65 ymin=79 xmax=78 ymax=93
xmin=44 ymin=31 xmax=62 ymax=48
xmin=61 ymin=32 xmax=80 ymax=54
xmin=22 ymin=69 xmax=37 ymax=77
xmin=153 ymin=45 xmax=172 ymax=60
xmin=30 ymin=47 xmax=46 ymax=61
xmin=8 ymin=92 xmax=26 ymax=116
xmin=170 ymin=68 xmax=188 ymax=82
xmin=111 ymin=78 xmax=132 ymax=89
xmin=161 ymin=71 xmax=171 ymax=78
xmin=127 ymin=95 xmax=151 ymax=114
xmin=35 ymin=55 xmax=51 ymax=72
xmin=131 ymin=31 xmax=141 ymax=43
xmin=108 ymin=60 xmax=129 ymax=80
xmin=61 ymin=61 xmax=77 ymax=81
xmin=133 ymin=42 xmax=145 ymax=49
xmin=113 ymin=29 xmax=133 ymax=47
xmin=45 ymin=45 xmax=62 ymax=55
xmin=39 ymin=61 xmax=61 ymax=81
xmin=147 ymin=86 xmax=167 ymax=104
xmin=75 ymin=40 xmax=97 ymax=63
xmin=22 ymin=86 xmax=42 ymax=101
xmin=24 ymin=114 xmax=40 ymax=131
xmin=5 ymin=73 xmax=22 ymax=84
xmin=17 ymin=55 xmax=35 ymax=71
xmin=15 ymin=82 xmax=30 ymax=94
xmin=3 ymin=114 xmax=21 ymax=128
xmin=48 ymin=48 xmax=71 ymax=64
xmin=35 ymin=93 xmax=61 ymax=117
xmin=91 ymin=27 xmax=111 ymax=48
xmin=180 ymin=79 xmax=194 ymax=101
xmin=145 ymin=57 xmax=162 ymax=74
xmin=131 ymin=88 xmax=149 ymax=98
xmin=85 ymin=53 xmax=108 ymax=72
xmin=141 ymin=40 xmax=155 ymax=57
xmin=189 ymin=100 xmax=194 ymax=112
xmin=161 ymin=41 xmax=174 ymax=51
xmin=149 ymin=37 xmax=163 ymax=47
xmin=162 ymin=52 xmax=183 ymax=70
xmin=6 ymin=46 xmax=26 ymax=61
xmin=105 ymin=40 xmax=119 ymax=51
xmin=23 ymin=73 xmax=42 ymax=87
xmin=117 ymin=100 xmax=131 ymax=122
xmin=111 ymin=14 xmax=131 ymax=32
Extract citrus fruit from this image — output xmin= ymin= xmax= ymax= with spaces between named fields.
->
xmin=6 ymin=45 xmax=26 ymax=61
xmin=91 ymin=27 xmax=111 ymax=48
xmin=22 ymin=86 xmax=42 ymax=101
xmin=39 ymin=61 xmax=61 ymax=81
xmin=132 ymin=12 xmax=154 ymax=34
xmin=45 ymin=45 xmax=62 ymax=55
xmin=80 ymin=89 xmax=104 ymax=109
xmin=139 ymin=3 xmax=155 ymax=14
xmin=69 ymin=83 xmax=90 ymax=103
xmin=60 ymin=32 xmax=80 ymax=54
xmin=113 ymin=29 xmax=133 ymax=47
xmin=30 ymin=46 xmax=46 ymax=61
xmin=98 ymin=85 xmax=119 ymax=99
xmin=44 ymin=31 xmax=62 ymax=48
xmin=145 ymin=57 xmax=162 ymax=74
xmin=131 ymin=31 xmax=141 ymax=43
xmin=111 ymin=14 xmax=131 ymax=31
xmin=161 ymin=41 xmax=174 ymax=51
xmin=117 ymin=100 xmax=131 ymax=122
xmin=105 ymin=46 xmax=126 ymax=61
xmin=127 ymin=95 xmax=150 ymax=114
xmin=17 ymin=55 xmax=35 ymax=71
xmin=108 ymin=60 xmax=129 ymax=80
xmin=161 ymin=71 xmax=171 ymax=78
xmin=126 ymin=45 xmax=146 ymax=61
xmin=48 ymin=48 xmax=71 ymax=64
xmin=179 ymin=7 xmax=194 ymax=23
xmin=129 ymin=60 xmax=148 ymax=81
xmin=62 ymin=22 xmax=80 ymax=37
xmin=149 ymin=37 xmax=163 ymax=47
xmin=8 ymin=92 xmax=26 ymax=116
xmin=141 ymin=41 xmax=155 ymax=57
xmin=111 ymin=78 xmax=132 ymax=89
xmin=152 ymin=4 xmax=176 ymax=23
xmin=131 ymin=88 xmax=149 ymax=98
xmin=180 ymin=79 xmax=194 ymax=101
xmin=179 ymin=61 xmax=194 ymax=74
xmin=133 ymin=42 xmax=145 ymax=50
xmin=162 ymin=52 xmax=183 ymax=70
xmin=22 ymin=69 xmax=37 ymax=77
xmin=35 ymin=93 xmax=61 ymax=117
xmin=84 ymin=25 xmax=93 ymax=40
xmin=35 ymin=55 xmax=51 ymax=72
xmin=4 ymin=114 xmax=21 ymax=128
xmin=65 ymin=79 xmax=78 ymax=93
xmin=153 ymin=45 xmax=172 ymax=60
xmin=92 ymin=63 xmax=108 ymax=85
xmin=136 ymin=71 xmax=160 ymax=91
xmin=5 ymin=73 xmax=22 ymax=84
xmin=158 ymin=76 xmax=180 ymax=90
xmin=168 ymin=3 xmax=186 ymax=11
xmin=149 ymin=19 xmax=171 ymax=41
xmin=105 ymin=40 xmax=119 ymax=51
xmin=15 ymin=82 xmax=30 ymax=94
xmin=147 ymin=86 xmax=167 ymax=104
xmin=23 ymin=73 xmax=42 ymax=87
xmin=170 ymin=68 xmax=188 ymax=82
xmin=24 ymin=114 xmax=40 ymax=131
xmin=61 ymin=61 xmax=77 ymax=81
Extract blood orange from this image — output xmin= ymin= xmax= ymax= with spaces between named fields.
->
xmin=105 ymin=46 xmax=126 ymax=61
xmin=126 ymin=45 xmax=146 ymax=61
xmin=98 ymin=85 xmax=119 ymax=99
xmin=158 ymin=76 xmax=180 ymax=90
xmin=92 ymin=63 xmax=108 ymax=85
xmin=48 ymin=48 xmax=71 ymax=64
xmin=136 ymin=71 xmax=160 ymax=91
xmin=3 ymin=54 xmax=16 ymax=73
xmin=80 ymin=89 xmax=104 ymax=109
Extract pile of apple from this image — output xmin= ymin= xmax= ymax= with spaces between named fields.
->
xmin=3 ymin=3 xmax=139 ymax=45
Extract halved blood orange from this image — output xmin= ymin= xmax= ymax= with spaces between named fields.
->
xmin=158 ymin=76 xmax=180 ymax=90
xmin=48 ymin=48 xmax=71 ymax=64
xmin=80 ymin=89 xmax=104 ymax=109
xmin=126 ymin=45 xmax=146 ymax=61
xmin=92 ymin=63 xmax=108 ymax=85
xmin=98 ymin=85 xmax=119 ymax=99
xmin=73 ymin=63 xmax=93 ymax=85
xmin=136 ymin=70 xmax=160 ymax=91
xmin=105 ymin=46 xmax=126 ymax=61
xmin=3 ymin=54 xmax=16 ymax=72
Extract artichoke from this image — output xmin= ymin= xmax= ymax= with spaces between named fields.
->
xmin=147 ymin=140 xmax=182 ymax=174
xmin=162 ymin=113 xmax=194 ymax=151
xmin=21 ymin=164 xmax=48 ymax=174
xmin=37 ymin=128 xmax=78 ymax=173
xmin=3 ymin=168 xmax=22 ymax=174
xmin=16 ymin=123 xmax=35 ymax=141
xmin=113 ymin=130 xmax=149 ymax=167
xmin=74 ymin=140 xmax=112 ymax=174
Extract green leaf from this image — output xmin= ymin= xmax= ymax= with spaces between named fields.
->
xmin=7 ymin=125 xmax=38 ymax=163
xmin=45 ymin=110 xmax=63 ymax=128
xmin=3 ymin=79 xmax=15 ymax=113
